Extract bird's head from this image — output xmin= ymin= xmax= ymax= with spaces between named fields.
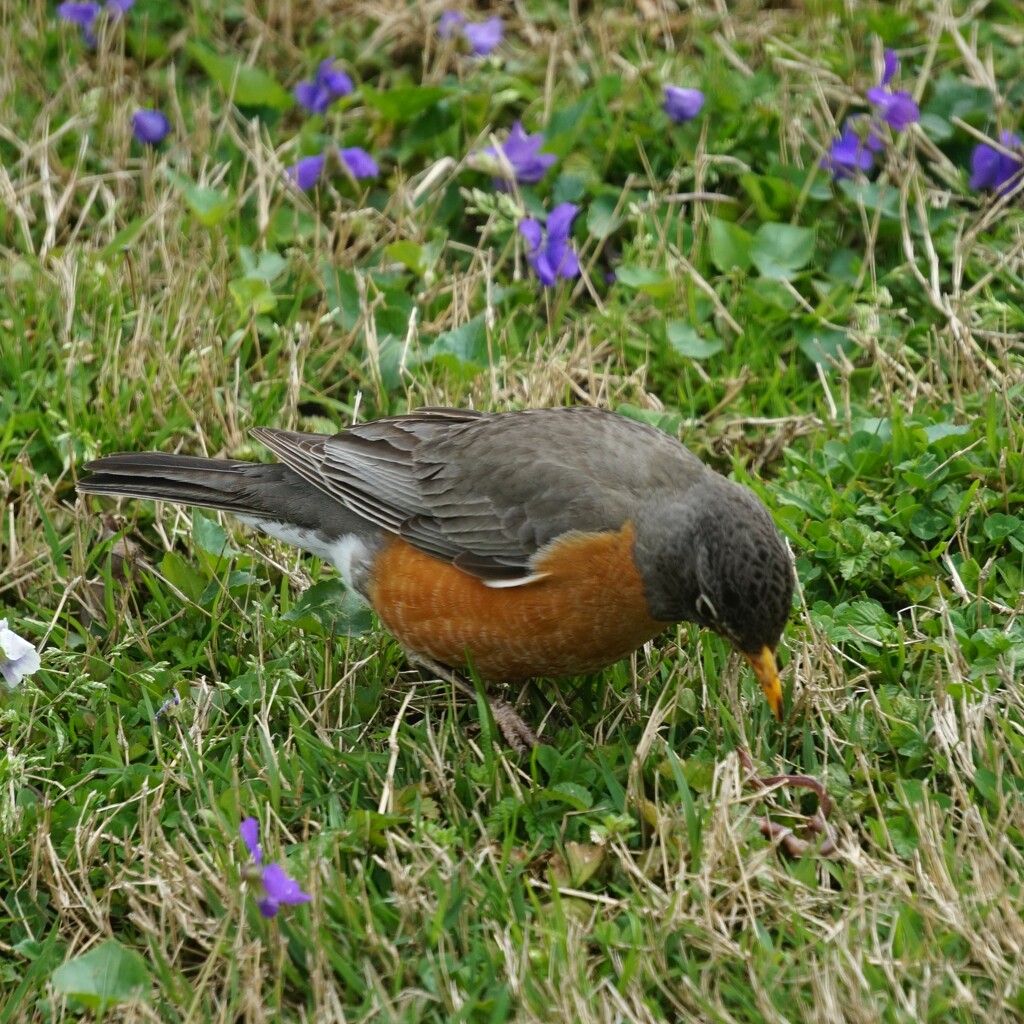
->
xmin=635 ymin=477 xmax=794 ymax=720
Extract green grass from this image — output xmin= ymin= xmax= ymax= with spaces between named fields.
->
xmin=2 ymin=0 xmax=1024 ymax=1020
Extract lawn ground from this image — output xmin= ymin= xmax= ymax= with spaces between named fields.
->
xmin=2 ymin=1 xmax=1023 ymax=1021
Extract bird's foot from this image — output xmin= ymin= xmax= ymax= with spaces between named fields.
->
xmin=486 ymin=699 xmax=541 ymax=755
xmin=738 ymin=748 xmax=840 ymax=858
xmin=409 ymin=655 xmax=542 ymax=755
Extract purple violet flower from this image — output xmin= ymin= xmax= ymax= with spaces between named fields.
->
xmin=463 ymin=17 xmax=503 ymax=56
xmin=286 ymin=147 xmax=378 ymax=190
xmin=438 ymin=12 xmax=465 ymax=37
xmin=0 ymin=619 xmax=40 ymax=689
xmin=519 ymin=203 xmax=580 ymax=287
xmin=881 ymin=48 xmax=899 ymax=87
xmin=57 ymin=0 xmax=132 ymax=45
xmin=294 ymin=58 xmax=354 ymax=116
xmin=240 ymin=817 xmax=311 ymax=919
xmin=287 ymin=152 xmax=327 ymax=190
xmin=58 ymin=1 xmax=100 ymax=26
xmin=154 ymin=687 xmax=181 ymax=722
xmin=866 ymin=49 xmax=919 ymax=131
xmin=339 ymin=146 xmax=378 ymax=179
xmin=57 ymin=1 xmax=100 ymax=42
xmin=479 ymin=121 xmax=556 ymax=187
xmin=866 ymin=88 xmax=919 ymax=131
xmin=969 ymin=130 xmax=1023 ymax=194
xmin=663 ymin=86 xmax=705 ymax=124
xmin=821 ymin=117 xmax=883 ymax=179
xmin=438 ymin=12 xmax=503 ymax=56
xmin=132 ymin=109 xmax=170 ymax=145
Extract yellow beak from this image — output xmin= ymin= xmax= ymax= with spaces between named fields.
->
xmin=743 ymin=645 xmax=783 ymax=721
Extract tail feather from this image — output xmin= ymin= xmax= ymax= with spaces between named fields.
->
xmin=78 ymin=452 xmax=370 ymax=539
xmin=78 ymin=453 xmax=301 ymax=519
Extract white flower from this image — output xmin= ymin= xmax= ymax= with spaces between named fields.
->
xmin=0 ymin=619 xmax=40 ymax=688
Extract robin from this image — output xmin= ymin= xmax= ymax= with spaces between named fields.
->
xmin=76 ymin=407 xmax=794 ymax=742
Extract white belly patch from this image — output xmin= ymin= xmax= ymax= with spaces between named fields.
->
xmin=234 ymin=515 xmax=375 ymax=594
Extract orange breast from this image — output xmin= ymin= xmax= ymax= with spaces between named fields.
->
xmin=366 ymin=523 xmax=671 ymax=680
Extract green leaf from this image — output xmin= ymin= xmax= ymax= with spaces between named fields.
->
xmin=974 ymin=767 xmax=998 ymax=806
xmin=887 ymin=816 xmax=920 ymax=858
xmin=918 ymin=113 xmax=954 ymax=143
xmin=984 ymin=513 xmax=1021 ymax=542
xmin=838 ymin=599 xmax=897 ymax=638
xmin=267 ymin=206 xmax=318 ymax=247
xmin=615 ymin=265 xmax=674 ymax=299
xmin=50 ymin=940 xmax=150 ymax=1012
xmin=165 ymin=170 xmax=233 ymax=227
xmin=837 ymin=180 xmax=900 ymax=220
xmin=361 ymin=86 xmax=450 ymax=122
xmin=191 ymin=511 xmax=236 ymax=558
xmin=13 ymin=938 xmax=44 ymax=960
xmin=375 ymin=334 xmax=412 ymax=392
xmin=909 ymin=507 xmax=949 ymax=541
xmin=615 ymin=404 xmax=683 ymax=436
xmin=795 ymin=326 xmax=854 ymax=366
xmin=745 ymin=277 xmax=798 ymax=312
xmin=548 ymin=96 xmax=594 ymax=140
xmin=98 ymin=217 xmax=148 ymax=260
xmin=925 ymin=76 xmax=993 ymax=123
xmin=229 ymin=277 xmax=278 ymax=316
xmin=160 ymin=551 xmax=205 ymax=602
xmin=826 ymin=247 xmax=861 ymax=284
xmin=223 ymin=569 xmax=259 ymax=592
xmin=739 ymin=173 xmax=799 ymax=220
xmin=189 ymin=189 xmax=233 ymax=227
xmin=923 ymin=422 xmax=971 ymax=444
xmin=282 ymin=579 xmax=374 ymax=637
xmin=346 ymin=808 xmax=407 ymax=847
xmin=323 ymin=265 xmax=362 ymax=331
xmin=537 ymin=783 xmax=593 ymax=810
xmin=586 ymin=194 xmax=623 ymax=239
xmin=708 ymin=217 xmax=753 ymax=273
xmin=187 ymin=44 xmax=292 ymax=109
xmin=422 ymin=315 xmax=489 ymax=372
xmin=750 ymin=223 xmax=815 ymax=280
xmin=666 ymin=321 xmax=723 ymax=360
xmin=551 ymin=174 xmax=587 ymax=207
xmin=238 ymin=247 xmax=287 ymax=282
xmin=384 ymin=241 xmax=426 ymax=275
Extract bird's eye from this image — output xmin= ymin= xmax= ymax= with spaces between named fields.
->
xmin=695 ymin=592 xmax=718 ymax=623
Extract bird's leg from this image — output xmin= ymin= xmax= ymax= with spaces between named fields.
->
xmin=408 ymin=654 xmax=542 ymax=755
xmin=737 ymin=748 xmax=840 ymax=858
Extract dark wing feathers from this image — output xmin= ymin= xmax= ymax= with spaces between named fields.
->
xmin=251 ymin=407 xmax=707 ymax=578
